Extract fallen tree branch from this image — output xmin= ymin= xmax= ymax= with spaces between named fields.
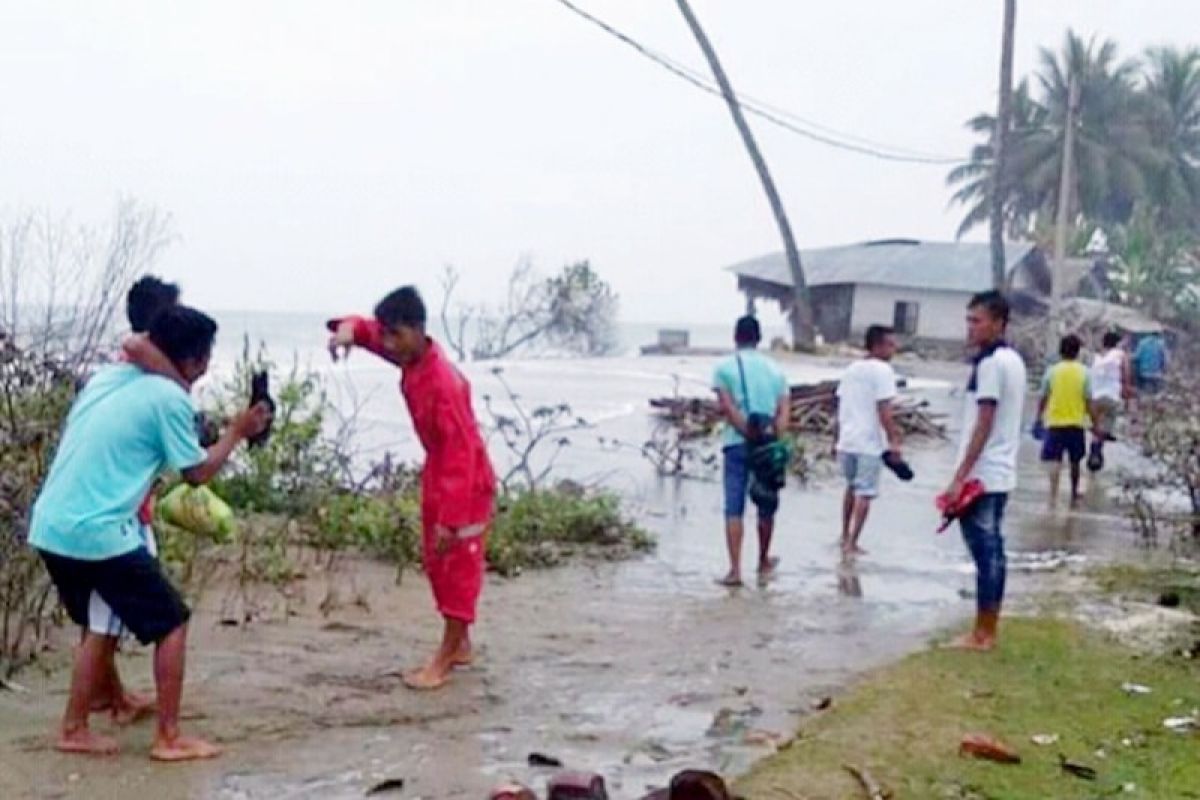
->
xmin=842 ymin=764 xmax=892 ymax=800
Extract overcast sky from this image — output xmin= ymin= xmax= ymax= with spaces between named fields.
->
xmin=1 ymin=1 xmax=1196 ymax=324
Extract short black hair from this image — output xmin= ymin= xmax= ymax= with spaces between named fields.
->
xmin=374 ymin=286 xmax=426 ymax=330
xmin=968 ymin=290 xmax=1011 ymax=325
xmin=127 ymin=275 xmax=180 ymax=333
xmin=734 ymin=315 xmax=761 ymax=346
xmin=148 ymin=305 xmax=217 ymax=366
xmin=1060 ymin=333 xmax=1083 ymax=360
xmin=1102 ymin=331 xmax=1121 ymax=349
xmin=865 ymin=324 xmax=895 ymax=351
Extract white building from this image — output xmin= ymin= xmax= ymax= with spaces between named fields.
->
xmin=729 ymin=239 xmax=1050 ymax=344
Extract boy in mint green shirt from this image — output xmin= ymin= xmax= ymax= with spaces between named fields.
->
xmin=30 ymin=305 xmax=270 ymax=762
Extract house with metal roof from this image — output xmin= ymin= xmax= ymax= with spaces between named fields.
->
xmin=728 ymin=239 xmax=1050 ymax=344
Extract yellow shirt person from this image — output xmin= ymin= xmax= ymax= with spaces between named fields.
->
xmin=1040 ymin=359 xmax=1091 ymax=428
xmin=1037 ymin=334 xmax=1097 ymax=508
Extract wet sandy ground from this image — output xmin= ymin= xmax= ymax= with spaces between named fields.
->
xmin=0 ymin=365 xmax=1136 ymax=799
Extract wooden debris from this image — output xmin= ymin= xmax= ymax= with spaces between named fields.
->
xmin=843 ymin=764 xmax=893 ymax=799
xmin=650 ymin=380 xmax=947 ymax=440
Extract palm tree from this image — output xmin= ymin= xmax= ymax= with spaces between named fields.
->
xmin=1142 ymin=46 xmax=1200 ymax=232
xmin=949 ymin=31 xmax=1158 ymax=237
xmin=947 ymin=80 xmax=1048 ymax=239
xmin=1026 ymin=31 xmax=1156 ymax=227
xmin=675 ymin=0 xmax=815 ymax=350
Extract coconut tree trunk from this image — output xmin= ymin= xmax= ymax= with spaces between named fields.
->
xmin=990 ymin=0 xmax=1017 ymax=288
xmin=675 ymin=0 xmax=815 ymax=350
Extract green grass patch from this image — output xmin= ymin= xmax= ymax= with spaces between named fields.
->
xmin=736 ymin=618 xmax=1200 ymax=800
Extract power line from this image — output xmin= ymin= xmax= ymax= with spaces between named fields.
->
xmin=553 ymin=0 xmax=968 ymax=166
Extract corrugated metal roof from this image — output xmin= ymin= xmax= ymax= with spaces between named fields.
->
xmin=728 ymin=239 xmax=1039 ymax=293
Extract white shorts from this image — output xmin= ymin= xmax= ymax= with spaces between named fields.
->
xmin=88 ymin=524 xmax=159 ymax=638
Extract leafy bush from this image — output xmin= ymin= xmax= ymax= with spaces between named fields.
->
xmin=488 ymin=487 xmax=654 ymax=577
xmin=313 ymin=491 xmax=421 ymax=574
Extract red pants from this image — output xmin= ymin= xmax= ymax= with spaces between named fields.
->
xmin=422 ymin=518 xmax=488 ymax=624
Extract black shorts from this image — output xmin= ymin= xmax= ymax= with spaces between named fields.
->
xmin=39 ymin=548 xmax=190 ymax=645
xmin=1041 ymin=426 xmax=1087 ymax=464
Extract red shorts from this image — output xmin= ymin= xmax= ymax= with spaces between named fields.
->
xmin=422 ymin=519 xmax=488 ymax=624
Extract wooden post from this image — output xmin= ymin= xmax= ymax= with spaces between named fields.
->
xmin=990 ymin=0 xmax=1017 ymax=289
xmin=1050 ymin=74 xmax=1080 ymax=352
xmin=675 ymin=0 xmax=815 ymax=350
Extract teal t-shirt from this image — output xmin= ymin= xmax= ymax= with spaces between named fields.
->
xmin=712 ymin=349 xmax=789 ymax=447
xmin=29 ymin=365 xmax=206 ymax=560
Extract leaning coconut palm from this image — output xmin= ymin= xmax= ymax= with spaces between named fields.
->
xmin=1142 ymin=46 xmax=1200 ymax=233
xmin=947 ymin=80 xmax=1049 ymax=239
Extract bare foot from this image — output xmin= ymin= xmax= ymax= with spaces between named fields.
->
xmin=111 ymin=692 xmax=156 ymax=726
xmin=403 ymin=664 xmax=450 ymax=691
xmin=757 ymin=556 xmax=780 ymax=576
xmin=452 ymin=647 xmax=474 ymax=668
xmin=852 ymin=545 xmax=869 ymax=556
xmin=715 ymin=573 xmax=743 ymax=588
xmin=56 ymin=729 xmax=120 ymax=756
xmin=150 ymin=735 xmax=223 ymax=762
xmin=945 ymin=633 xmax=996 ymax=652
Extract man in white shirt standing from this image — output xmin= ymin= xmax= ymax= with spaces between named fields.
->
xmin=944 ymin=290 xmax=1026 ymax=652
xmin=833 ymin=325 xmax=902 ymax=557
xmin=1088 ymin=330 xmax=1131 ymax=470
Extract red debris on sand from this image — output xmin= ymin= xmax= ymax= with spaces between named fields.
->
xmin=959 ymin=733 xmax=1022 ymax=764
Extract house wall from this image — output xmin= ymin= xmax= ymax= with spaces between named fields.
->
xmin=811 ymin=284 xmax=854 ymax=343
xmin=850 ymin=284 xmax=973 ymax=341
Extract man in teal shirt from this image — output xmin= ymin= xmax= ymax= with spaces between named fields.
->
xmin=30 ymin=305 xmax=270 ymax=762
xmin=1133 ymin=331 xmax=1168 ymax=394
xmin=712 ymin=315 xmax=790 ymax=587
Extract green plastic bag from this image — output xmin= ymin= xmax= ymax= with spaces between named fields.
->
xmin=159 ymin=484 xmax=236 ymax=541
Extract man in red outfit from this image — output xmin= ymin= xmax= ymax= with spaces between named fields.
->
xmin=328 ymin=286 xmax=496 ymax=690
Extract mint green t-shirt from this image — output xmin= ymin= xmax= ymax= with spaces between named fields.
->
xmin=712 ymin=349 xmax=789 ymax=447
xmin=29 ymin=365 xmax=206 ymax=560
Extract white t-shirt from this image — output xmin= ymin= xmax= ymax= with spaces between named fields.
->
xmin=836 ymin=358 xmax=898 ymax=455
xmin=957 ymin=346 xmax=1027 ymax=493
xmin=1090 ymin=348 xmax=1125 ymax=402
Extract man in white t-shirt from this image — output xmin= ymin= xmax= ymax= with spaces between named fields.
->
xmin=944 ymin=290 xmax=1026 ymax=652
xmin=833 ymin=325 xmax=901 ymax=557
xmin=1088 ymin=330 xmax=1131 ymax=469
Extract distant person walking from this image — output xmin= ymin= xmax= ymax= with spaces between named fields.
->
xmin=942 ymin=291 xmax=1026 ymax=651
xmin=1036 ymin=334 xmax=1097 ymax=508
xmin=1088 ymin=330 xmax=1131 ymax=468
xmin=1133 ymin=331 xmax=1168 ymax=394
xmin=712 ymin=315 xmax=790 ymax=588
xmin=833 ymin=325 xmax=901 ymax=557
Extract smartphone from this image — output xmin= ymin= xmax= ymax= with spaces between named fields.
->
xmin=248 ymin=370 xmax=275 ymax=448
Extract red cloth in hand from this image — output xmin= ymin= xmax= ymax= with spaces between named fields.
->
xmin=936 ymin=479 xmax=986 ymax=532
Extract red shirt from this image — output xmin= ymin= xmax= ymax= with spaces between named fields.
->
xmin=336 ymin=317 xmax=497 ymax=528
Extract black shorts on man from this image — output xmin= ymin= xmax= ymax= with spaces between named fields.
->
xmin=39 ymin=547 xmax=190 ymax=645
xmin=1041 ymin=426 xmax=1087 ymax=464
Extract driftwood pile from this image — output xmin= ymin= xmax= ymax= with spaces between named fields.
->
xmin=650 ymin=380 xmax=947 ymax=440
